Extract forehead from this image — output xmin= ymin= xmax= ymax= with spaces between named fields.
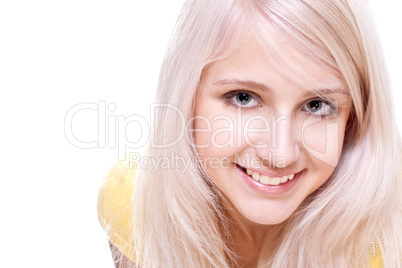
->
xmin=202 ymin=29 xmax=346 ymax=93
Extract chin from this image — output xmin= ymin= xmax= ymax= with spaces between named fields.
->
xmin=234 ymin=199 xmax=299 ymax=226
xmin=246 ymin=212 xmax=293 ymax=226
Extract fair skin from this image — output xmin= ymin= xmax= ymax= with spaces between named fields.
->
xmin=110 ymin=29 xmax=351 ymax=268
xmin=194 ymin=31 xmax=351 ymax=265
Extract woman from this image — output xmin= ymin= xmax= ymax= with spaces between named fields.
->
xmin=98 ymin=0 xmax=402 ymax=267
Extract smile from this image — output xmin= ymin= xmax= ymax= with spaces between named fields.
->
xmin=246 ymin=169 xmax=295 ymax=186
xmin=235 ymin=164 xmax=301 ymax=195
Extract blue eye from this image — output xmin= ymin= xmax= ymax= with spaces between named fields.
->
xmin=304 ymin=99 xmax=337 ymax=118
xmin=307 ymin=100 xmax=322 ymax=112
xmin=225 ymin=91 xmax=260 ymax=108
xmin=236 ymin=93 xmax=252 ymax=105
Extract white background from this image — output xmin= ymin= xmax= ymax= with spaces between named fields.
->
xmin=0 ymin=1 xmax=400 ymax=267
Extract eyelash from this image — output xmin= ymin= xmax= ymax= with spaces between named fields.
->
xmin=223 ymin=91 xmax=261 ymax=109
xmin=223 ymin=91 xmax=338 ymax=118
xmin=302 ymin=99 xmax=338 ymax=119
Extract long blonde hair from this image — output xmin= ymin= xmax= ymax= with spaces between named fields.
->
xmin=132 ymin=0 xmax=402 ymax=267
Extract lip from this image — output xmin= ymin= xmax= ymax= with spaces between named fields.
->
xmin=235 ymin=164 xmax=302 ymax=195
xmin=243 ymin=166 xmax=301 ymax=178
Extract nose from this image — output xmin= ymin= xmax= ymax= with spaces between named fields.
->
xmin=255 ymin=115 xmax=300 ymax=169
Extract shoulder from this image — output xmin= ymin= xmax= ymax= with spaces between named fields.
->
xmin=369 ymin=254 xmax=383 ymax=268
xmin=368 ymin=240 xmax=383 ymax=268
xmin=97 ymin=160 xmax=137 ymax=263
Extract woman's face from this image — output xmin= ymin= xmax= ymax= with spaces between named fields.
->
xmin=193 ymin=32 xmax=351 ymax=226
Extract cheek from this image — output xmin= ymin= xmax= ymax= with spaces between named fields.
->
xmin=194 ymin=117 xmax=234 ymax=150
xmin=193 ymin=116 xmax=235 ymax=172
xmin=194 ymin=105 xmax=251 ymax=152
xmin=302 ymin=118 xmax=346 ymax=167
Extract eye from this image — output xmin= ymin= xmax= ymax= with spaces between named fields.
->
xmin=224 ymin=91 xmax=260 ymax=109
xmin=307 ymin=100 xmax=322 ymax=112
xmin=303 ymin=99 xmax=337 ymax=118
xmin=237 ymin=93 xmax=251 ymax=104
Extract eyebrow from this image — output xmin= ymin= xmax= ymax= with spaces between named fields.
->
xmin=302 ymin=88 xmax=350 ymax=98
xmin=214 ymin=78 xmax=349 ymax=97
xmin=213 ymin=79 xmax=272 ymax=93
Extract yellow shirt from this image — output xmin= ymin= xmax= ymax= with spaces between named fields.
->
xmin=97 ymin=162 xmax=383 ymax=267
xmin=97 ymin=161 xmax=137 ymax=263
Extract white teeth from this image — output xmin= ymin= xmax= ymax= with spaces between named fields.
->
xmin=246 ymin=168 xmax=295 ymax=186
xmin=271 ymin=177 xmax=281 ymax=185
xmin=260 ymin=175 xmax=270 ymax=184
xmin=251 ymin=172 xmax=260 ymax=181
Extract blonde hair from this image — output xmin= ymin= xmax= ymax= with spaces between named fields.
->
xmin=132 ymin=0 xmax=402 ymax=267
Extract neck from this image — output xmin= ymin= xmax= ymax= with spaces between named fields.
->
xmin=221 ymin=207 xmax=282 ymax=267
